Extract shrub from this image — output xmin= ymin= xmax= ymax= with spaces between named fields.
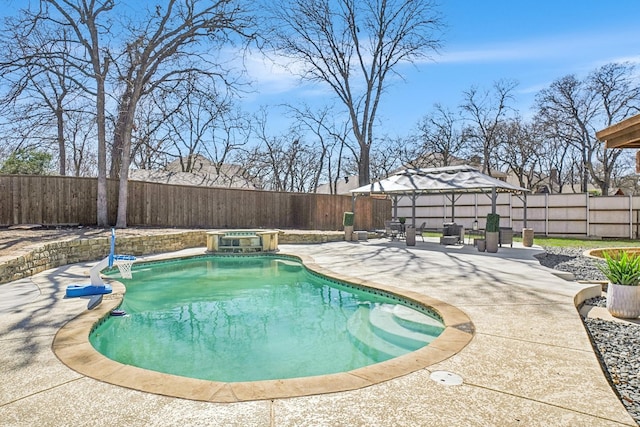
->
xmin=598 ymin=251 xmax=640 ymax=286
xmin=486 ymin=213 xmax=500 ymax=233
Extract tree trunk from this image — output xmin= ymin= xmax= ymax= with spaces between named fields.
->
xmin=96 ymin=77 xmax=109 ymax=227
xmin=115 ymin=100 xmax=135 ymax=228
xmin=115 ymin=155 xmax=130 ymax=228
xmin=110 ymin=105 xmax=129 ymax=179
xmin=358 ymin=144 xmax=371 ymax=186
xmin=56 ymin=107 xmax=66 ymax=175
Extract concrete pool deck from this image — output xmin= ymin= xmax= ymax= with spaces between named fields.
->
xmin=0 ymin=237 xmax=636 ymax=426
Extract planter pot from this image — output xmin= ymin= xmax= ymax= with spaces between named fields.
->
xmin=522 ymin=228 xmax=534 ymax=247
xmin=607 ymin=283 xmax=640 ymax=318
xmin=485 ymin=231 xmax=499 ymax=253
xmin=405 ymin=226 xmax=416 ymax=246
xmin=344 ymin=225 xmax=353 ymax=241
xmin=476 ymin=238 xmax=486 ymax=252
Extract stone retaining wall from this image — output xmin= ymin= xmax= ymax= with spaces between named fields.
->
xmin=0 ymin=231 xmax=207 ymax=285
xmin=0 ymin=230 xmax=356 ymax=285
xmin=278 ymin=231 xmax=345 ymax=244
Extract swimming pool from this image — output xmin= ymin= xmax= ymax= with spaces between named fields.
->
xmin=90 ymin=255 xmax=444 ymax=382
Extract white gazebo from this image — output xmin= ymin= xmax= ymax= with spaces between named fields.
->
xmin=351 ymin=165 xmax=529 ymax=227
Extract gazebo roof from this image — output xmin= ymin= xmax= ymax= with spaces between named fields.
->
xmin=596 ymin=114 xmax=640 ymax=149
xmin=351 ymin=165 xmax=528 ymax=196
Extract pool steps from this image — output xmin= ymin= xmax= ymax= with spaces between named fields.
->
xmin=369 ymin=305 xmax=443 ymax=348
xmin=391 ymin=305 xmax=445 ymax=335
xmin=346 ymin=304 xmax=444 ymax=360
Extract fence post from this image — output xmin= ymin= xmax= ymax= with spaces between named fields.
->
xmin=586 ymin=193 xmax=590 ymax=237
xmin=508 ymin=194 xmax=513 ymax=228
xmin=545 ymin=193 xmax=549 ymax=236
xmin=630 ymin=194 xmax=634 ymax=240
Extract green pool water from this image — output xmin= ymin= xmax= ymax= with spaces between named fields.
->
xmin=90 ymin=255 xmax=444 ymax=382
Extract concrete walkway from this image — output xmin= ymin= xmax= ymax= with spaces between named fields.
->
xmin=0 ymin=238 xmax=636 ymax=426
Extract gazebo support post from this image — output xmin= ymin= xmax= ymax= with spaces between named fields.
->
xmin=491 ymin=186 xmax=497 ymax=214
xmin=392 ymin=195 xmax=399 ymax=220
xmin=446 ymin=194 xmax=462 ymax=223
xmin=411 ymin=192 xmax=418 ymax=227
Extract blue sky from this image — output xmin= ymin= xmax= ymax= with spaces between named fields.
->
xmin=243 ymin=0 xmax=640 ymax=138
xmin=3 ymin=0 xmax=639 ymax=140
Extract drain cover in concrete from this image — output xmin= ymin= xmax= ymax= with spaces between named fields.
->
xmin=430 ymin=371 xmax=463 ymax=386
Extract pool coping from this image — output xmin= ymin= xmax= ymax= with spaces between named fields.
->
xmin=52 ymin=251 xmax=474 ymax=403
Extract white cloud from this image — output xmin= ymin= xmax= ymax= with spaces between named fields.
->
xmin=432 ymin=29 xmax=640 ymax=65
xmin=242 ymin=52 xmax=302 ymax=95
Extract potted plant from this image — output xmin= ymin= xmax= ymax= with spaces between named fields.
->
xmin=485 ymin=213 xmax=500 ymax=253
xmin=598 ymin=251 xmax=640 ymax=318
xmin=405 ymin=223 xmax=416 ymax=246
xmin=522 ymin=227 xmax=534 ymax=247
xmin=343 ymin=211 xmax=354 ymax=241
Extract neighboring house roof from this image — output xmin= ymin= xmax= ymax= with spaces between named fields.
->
xmin=315 ymin=175 xmax=360 ymax=195
xmin=129 ymin=156 xmax=261 ymax=189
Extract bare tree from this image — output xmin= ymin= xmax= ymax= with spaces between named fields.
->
xmin=266 ymin=0 xmax=443 ymax=186
xmin=65 ymin=111 xmax=98 ymax=176
xmin=286 ymin=104 xmax=352 ymax=194
xmin=536 ymin=75 xmax=597 ymax=193
xmin=7 ymin=1 xmax=254 ymax=227
xmin=460 ymin=79 xmax=518 ymax=175
xmin=0 ymin=19 xmax=89 ymax=176
xmin=414 ymin=103 xmax=467 ymax=167
xmin=109 ymin=0 xmax=254 ymax=227
xmin=153 ymin=76 xmax=233 ymax=172
xmin=246 ymin=110 xmax=324 ymax=192
xmin=130 ymin=92 xmax=177 ymax=170
xmin=199 ymin=107 xmax=253 ymax=187
xmin=28 ymin=0 xmax=115 ymax=226
xmin=370 ymin=136 xmax=411 ymax=178
xmin=130 ymin=73 xmax=252 ymax=188
xmin=589 ymin=62 xmax=640 ymax=194
xmin=532 ymin=111 xmax=580 ymax=193
xmin=536 ymin=63 xmax=640 ymax=195
xmin=496 ymin=117 xmax=543 ymax=189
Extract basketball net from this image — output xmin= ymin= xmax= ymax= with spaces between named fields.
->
xmin=113 ymin=255 xmax=136 ymax=279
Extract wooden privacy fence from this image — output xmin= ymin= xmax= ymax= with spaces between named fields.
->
xmin=0 ymin=175 xmax=390 ymax=231
xmin=396 ymin=192 xmax=640 ymax=239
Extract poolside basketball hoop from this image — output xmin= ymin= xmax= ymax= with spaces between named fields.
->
xmin=113 ymin=254 xmax=136 ymax=279
xmin=66 ymin=229 xmax=136 ymax=299
xmin=108 ymin=229 xmax=136 ymax=279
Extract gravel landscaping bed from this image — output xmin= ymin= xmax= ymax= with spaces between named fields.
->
xmin=536 ymin=247 xmax=640 ymax=425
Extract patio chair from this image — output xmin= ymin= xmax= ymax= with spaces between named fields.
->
xmin=416 ymin=222 xmax=427 ymax=242
xmin=440 ymin=222 xmax=463 ymax=245
xmin=499 ymin=227 xmax=514 ymax=247
xmin=384 ymin=220 xmax=399 ymax=240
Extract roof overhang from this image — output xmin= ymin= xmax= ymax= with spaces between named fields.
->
xmin=596 ymin=114 xmax=640 ymax=149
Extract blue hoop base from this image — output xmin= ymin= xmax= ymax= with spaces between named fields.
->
xmin=66 ymin=284 xmax=113 ymax=298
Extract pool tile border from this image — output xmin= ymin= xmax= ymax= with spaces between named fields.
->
xmin=52 ymin=251 xmax=474 ymax=402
